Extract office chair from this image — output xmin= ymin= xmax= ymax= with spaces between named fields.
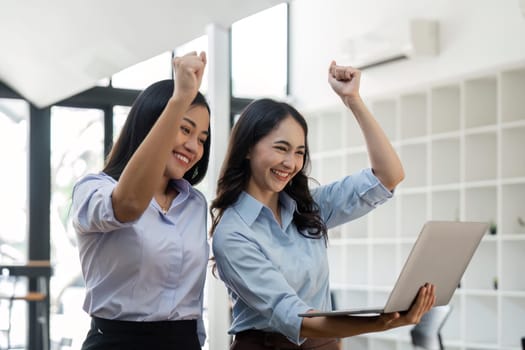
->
xmin=410 ymin=305 xmax=452 ymax=350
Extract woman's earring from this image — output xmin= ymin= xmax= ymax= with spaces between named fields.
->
xmin=192 ymin=167 xmax=199 ymax=179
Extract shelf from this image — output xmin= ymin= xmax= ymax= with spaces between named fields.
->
xmin=464 ymin=123 xmax=498 ymax=135
xmin=370 ymin=199 xmax=396 ymax=238
xmin=342 ymin=213 xmax=368 ymax=238
xmin=463 ymin=240 xmax=497 ymax=290
xmin=400 ymin=241 xmax=415 ymax=266
xmin=400 ymin=93 xmax=427 ymax=139
xmin=319 ymin=155 xmax=344 ymax=184
xmin=309 ymin=157 xmax=322 ymax=182
xmin=431 ymin=190 xmax=460 ymax=221
xmin=346 ymin=152 xmax=369 ymax=176
xmin=370 ymin=243 xmax=397 ymax=286
xmin=327 ymin=244 xmax=346 ymax=285
xmin=371 ymin=99 xmax=397 ymax=141
xmin=462 ymin=289 xmax=498 ymax=297
xmin=344 ymin=245 xmax=369 ymax=285
xmin=400 ymin=193 xmax=427 ymax=237
xmin=501 ymin=126 xmax=525 ymax=179
xmin=328 ymin=224 xmax=344 ymax=239
xmin=431 ymin=84 xmax=460 ymax=133
xmin=432 ymin=137 xmax=460 ymax=185
xmin=500 ymin=241 xmax=525 ymax=291
xmin=501 ymin=296 xmax=525 ymax=348
xmin=464 ymin=295 xmax=498 ymax=343
xmin=501 ymin=183 xmax=525 ymax=235
xmin=305 ymin=113 xmax=321 ymax=152
xmin=464 ymin=76 xmax=497 ymax=128
xmin=500 ymin=234 xmax=525 ymax=241
xmin=501 ymin=67 xmax=525 ymax=123
xmin=464 ymin=132 xmax=497 ymax=182
xmin=318 ymin=109 xmax=345 ymax=151
xmin=312 ymin=63 xmax=525 ymax=350
xmin=345 ymin=109 xmax=366 ymax=148
xmin=331 ymin=289 xmax=368 ymax=310
xmin=464 ymin=186 xmax=497 ymax=224
xmin=400 ymin=143 xmax=428 ymax=188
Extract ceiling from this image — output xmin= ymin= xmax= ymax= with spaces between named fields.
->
xmin=0 ymin=0 xmax=285 ymax=108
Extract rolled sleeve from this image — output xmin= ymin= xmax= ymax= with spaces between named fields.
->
xmin=312 ymin=168 xmax=393 ymax=228
xmin=213 ymin=229 xmax=311 ymax=344
xmin=72 ymin=174 xmax=136 ymax=234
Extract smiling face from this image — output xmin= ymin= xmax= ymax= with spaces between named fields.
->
xmin=165 ymin=104 xmax=210 ymax=180
xmin=246 ymin=115 xmax=306 ymax=205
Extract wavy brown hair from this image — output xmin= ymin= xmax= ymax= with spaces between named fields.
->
xmin=210 ymin=98 xmax=327 ymax=239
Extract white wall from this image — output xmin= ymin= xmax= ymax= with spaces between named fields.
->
xmin=289 ymin=0 xmax=525 ymax=109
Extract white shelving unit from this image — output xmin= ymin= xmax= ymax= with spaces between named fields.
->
xmin=305 ymin=63 xmax=525 ymax=350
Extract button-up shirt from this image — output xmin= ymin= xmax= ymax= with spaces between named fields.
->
xmin=212 ymin=168 xmax=393 ymax=344
xmin=72 ymin=173 xmax=209 ymax=345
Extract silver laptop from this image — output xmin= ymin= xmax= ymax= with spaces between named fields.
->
xmin=299 ymin=221 xmax=488 ymax=317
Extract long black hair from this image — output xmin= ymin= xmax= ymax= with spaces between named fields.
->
xmin=103 ymin=79 xmax=211 ymax=185
xmin=210 ymin=98 xmax=326 ymax=239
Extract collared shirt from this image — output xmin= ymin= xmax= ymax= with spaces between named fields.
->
xmin=71 ymin=172 xmax=209 ymax=345
xmin=212 ymin=168 xmax=393 ymax=344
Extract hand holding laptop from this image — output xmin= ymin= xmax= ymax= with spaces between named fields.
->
xmin=375 ymin=283 xmax=436 ymax=330
xmin=299 ymin=283 xmax=436 ymax=338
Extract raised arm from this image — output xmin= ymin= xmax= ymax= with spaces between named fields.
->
xmin=328 ymin=61 xmax=404 ymax=191
xmin=301 ymin=283 xmax=435 ymax=338
xmin=112 ymin=52 xmax=207 ymax=222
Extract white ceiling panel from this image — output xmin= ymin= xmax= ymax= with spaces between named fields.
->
xmin=0 ymin=0 xmax=285 ymax=107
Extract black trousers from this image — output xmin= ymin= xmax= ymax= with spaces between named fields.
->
xmin=81 ymin=317 xmax=201 ymax=350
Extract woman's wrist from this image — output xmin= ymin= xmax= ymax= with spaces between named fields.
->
xmin=342 ymin=94 xmax=363 ymax=110
xmin=167 ymin=94 xmax=193 ymax=112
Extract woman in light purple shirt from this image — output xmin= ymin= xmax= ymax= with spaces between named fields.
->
xmin=72 ymin=52 xmax=209 ymax=349
xmin=211 ymin=61 xmax=436 ymax=349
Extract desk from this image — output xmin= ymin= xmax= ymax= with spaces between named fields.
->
xmin=0 ymin=261 xmax=52 ymax=350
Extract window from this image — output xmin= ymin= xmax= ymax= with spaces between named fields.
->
xmin=0 ymin=98 xmax=29 ymax=262
xmin=111 ymin=51 xmax=173 ymax=90
xmin=113 ymin=105 xmax=131 ymax=142
xmin=231 ymin=3 xmax=288 ymax=98
xmin=50 ymin=106 xmax=105 ymax=348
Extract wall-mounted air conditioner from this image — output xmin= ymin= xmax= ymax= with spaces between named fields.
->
xmin=341 ymin=19 xmax=440 ymax=70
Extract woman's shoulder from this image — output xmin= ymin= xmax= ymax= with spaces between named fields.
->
xmin=214 ymin=205 xmax=241 ymax=226
xmin=172 ymin=178 xmax=207 ymax=206
xmin=188 ymin=185 xmax=207 ymax=203
xmin=212 ymin=211 xmax=253 ymax=256
xmin=74 ymin=172 xmax=115 ymax=189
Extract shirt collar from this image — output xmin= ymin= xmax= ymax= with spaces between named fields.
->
xmin=234 ymin=192 xmax=264 ymax=226
xmin=234 ymin=191 xmax=297 ymax=228
xmin=169 ymin=178 xmax=191 ymax=204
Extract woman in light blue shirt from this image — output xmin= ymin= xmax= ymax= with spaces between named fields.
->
xmin=211 ymin=61 xmax=436 ymax=349
xmin=71 ymin=52 xmax=209 ymax=349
